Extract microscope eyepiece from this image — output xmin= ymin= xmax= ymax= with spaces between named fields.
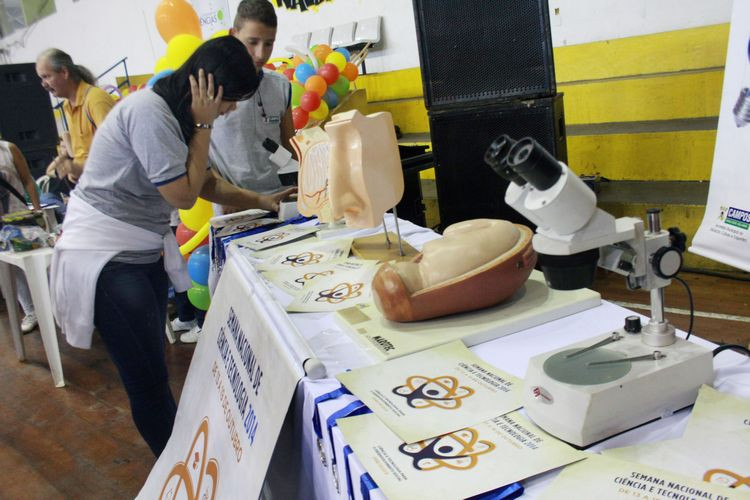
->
xmin=507 ymin=137 xmax=562 ymax=191
xmin=484 ymin=135 xmax=525 ymax=185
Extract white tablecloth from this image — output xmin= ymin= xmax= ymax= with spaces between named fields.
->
xmin=225 ymin=215 xmax=750 ymax=499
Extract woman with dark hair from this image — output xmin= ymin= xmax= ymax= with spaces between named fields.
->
xmin=50 ymin=36 xmax=294 ymax=456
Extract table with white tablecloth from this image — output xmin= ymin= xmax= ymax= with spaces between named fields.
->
xmin=150 ymin=214 xmax=750 ymax=499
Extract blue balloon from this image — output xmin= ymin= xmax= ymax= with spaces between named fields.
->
xmin=147 ymin=69 xmax=174 ymax=88
xmin=334 ymin=47 xmax=351 ymax=62
xmin=294 ymin=62 xmax=315 ymax=84
xmin=187 ymin=245 xmax=210 ymax=286
xmin=322 ymin=88 xmax=339 ymax=109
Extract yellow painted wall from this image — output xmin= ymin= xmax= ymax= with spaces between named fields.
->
xmin=554 ymin=24 xmax=729 ymax=82
xmin=361 ymin=24 xmax=729 ymax=183
xmin=568 ymin=130 xmax=716 ymax=180
xmin=560 ymin=71 xmax=723 ymax=125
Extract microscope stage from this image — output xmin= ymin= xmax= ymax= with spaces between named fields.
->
xmin=523 ymin=331 xmax=713 ymax=447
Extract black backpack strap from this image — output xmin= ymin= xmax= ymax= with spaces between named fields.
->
xmin=0 ymin=176 xmax=27 ymax=205
xmin=82 ymin=86 xmax=97 ymax=131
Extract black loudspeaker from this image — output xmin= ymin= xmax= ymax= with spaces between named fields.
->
xmin=413 ymin=0 xmax=555 ymax=109
xmin=22 ymin=147 xmax=58 ymax=179
xmin=0 ymin=63 xmax=58 ymax=154
xmin=429 ymin=94 xmax=566 ymax=229
xmin=395 ymin=144 xmax=431 ymax=228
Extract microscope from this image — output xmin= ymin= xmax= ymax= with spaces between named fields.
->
xmin=485 ymin=136 xmax=714 ymax=447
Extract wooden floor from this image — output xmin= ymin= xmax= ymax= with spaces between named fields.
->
xmin=591 ymin=268 xmax=750 ymax=347
xmin=0 ymin=270 xmax=747 ymax=498
xmin=0 ymin=314 xmax=195 ymax=499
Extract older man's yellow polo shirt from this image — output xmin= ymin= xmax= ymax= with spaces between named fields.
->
xmin=62 ymin=82 xmax=115 ymax=164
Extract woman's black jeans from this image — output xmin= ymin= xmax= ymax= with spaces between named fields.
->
xmin=94 ymin=258 xmax=177 ymax=456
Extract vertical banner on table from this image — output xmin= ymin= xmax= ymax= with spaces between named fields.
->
xmin=191 ymin=0 xmax=232 ymax=38
xmin=137 ymin=257 xmax=303 ymax=499
xmin=689 ymin=0 xmax=750 ymax=271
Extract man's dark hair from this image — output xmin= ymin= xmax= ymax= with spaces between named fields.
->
xmin=234 ymin=0 xmax=277 ymax=29
xmin=153 ymin=36 xmax=259 ymax=145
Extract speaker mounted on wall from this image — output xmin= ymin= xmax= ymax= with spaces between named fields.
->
xmin=413 ymin=0 xmax=556 ymax=110
xmin=0 ymin=63 xmax=58 ymax=153
xmin=428 ymin=94 xmax=567 ymax=230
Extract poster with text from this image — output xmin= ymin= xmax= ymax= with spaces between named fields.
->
xmin=137 ymin=258 xmax=303 ymax=499
xmin=262 ymin=258 xmax=377 ymax=295
xmin=601 ymin=385 xmax=750 ymax=492
xmin=337 ymin=340 xmax=522 ymax=443
xmin=539 ymin=454 xmax=747 ymax=500
xmin=603 ymin=433 xmax=750 ymax=491
xmin=286 ymin=261 xmax=378 ymax=312
xmin=191 ymin=0 xmax=232 ymax=38
xmin=690 ymin=0 xmax=750 ymax=271
xmin=339 ymin=411 xmax=582 ymax=500
xmin=254 ymin=237 xmax=352 ymax=271
xmin=234 ymin=224 xmax=318 ymax=252
xmin=683 ymin=385 xmax=750 ymax=440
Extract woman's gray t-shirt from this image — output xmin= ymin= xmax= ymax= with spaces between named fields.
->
xmin=74 ymin=89 xmax=190 ymax=262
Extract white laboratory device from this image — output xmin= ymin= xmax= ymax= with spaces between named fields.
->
xmin=485 ymin=136 xmax=714 ymax=447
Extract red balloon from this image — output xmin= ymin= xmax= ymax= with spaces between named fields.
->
xmin=175 ymin=222 xmax=196 ymax=245
xmin=175 ymin=222 xmax=208 ymax=247
xmin=292 ymin=107 xmax=309 ymax=129
xmin=283 ymin=68 xmax=295 ymax=81
xmin=299 ymin=91 xmax=321 ymax=112
xmin=317 ymin=63 xmax=340 ymax=85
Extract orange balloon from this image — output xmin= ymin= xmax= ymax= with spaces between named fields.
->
xmin=342 ymin=62 xmax=359 ymax=81
xmin=155 ymin=0 xmax=202 ymax=43
xmin=291 ymin=55 xmax=305 ymax=67
xmin=312 ymin=44 xmax=333 ymax=63
xmin=304 ymin=75 xmax=328 ymax=97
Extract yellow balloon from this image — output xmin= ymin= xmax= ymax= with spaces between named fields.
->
xmin=309 ymin=100 xmax=329 ymax=121
xmin=166 ymin=34 xmax=203 ymax=69
xmin=268 ymin=57 xmax=294 ymax=66
xmin=325 ymin=51 xmax=347 ymax=71
xmin=210 ymin=29 xmax=229 ymax=39
xmin=154 ymin=55 xmax=171 ymax=73
xmin=179 ymin=197 xmax=213 ymax=232
xmin=179 ymin=222 xmax=210 ymax=256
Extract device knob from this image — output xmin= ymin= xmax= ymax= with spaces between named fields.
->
xmin=668 ymin=227 xmax=687 ymax=252
xmin=624 ymin=315 xmax=642 ymax=333
xmin=652 ymin=246 xmax=683 ymax=279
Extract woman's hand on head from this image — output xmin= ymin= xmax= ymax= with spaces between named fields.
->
xmin=260 ymin=186 xmax=298 ymax=212
xmin=190 ymin=68 xmax=223 ymax=126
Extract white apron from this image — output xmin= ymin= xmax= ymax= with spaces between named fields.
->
xmin=51 ymin=194 xmax=191 ymax=348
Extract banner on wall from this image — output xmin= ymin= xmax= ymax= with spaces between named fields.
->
xmin=137 ymin=257 xmax=303 ymax=499
xmin=272 ymin=0 xmax=334 ymax=13
xmin=190 ymin=0 xmax=232 ymax=38
xmin=689 ymin=0 xmax=750 ymax=272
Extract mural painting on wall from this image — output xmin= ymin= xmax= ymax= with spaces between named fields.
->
xmin=274 ymin=0 xmax=333 ymax=13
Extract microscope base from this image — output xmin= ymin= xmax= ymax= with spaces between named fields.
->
xmin=523 ymin=331 xmax=713 ymax=448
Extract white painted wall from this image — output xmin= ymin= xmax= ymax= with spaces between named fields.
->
xmin=0 ymin=0 xmax=735 ymax=88
xmin=267 ymin=0 xmax=420 ymax=75
xmin=547 ymin=0 xmax=734 ymax=46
